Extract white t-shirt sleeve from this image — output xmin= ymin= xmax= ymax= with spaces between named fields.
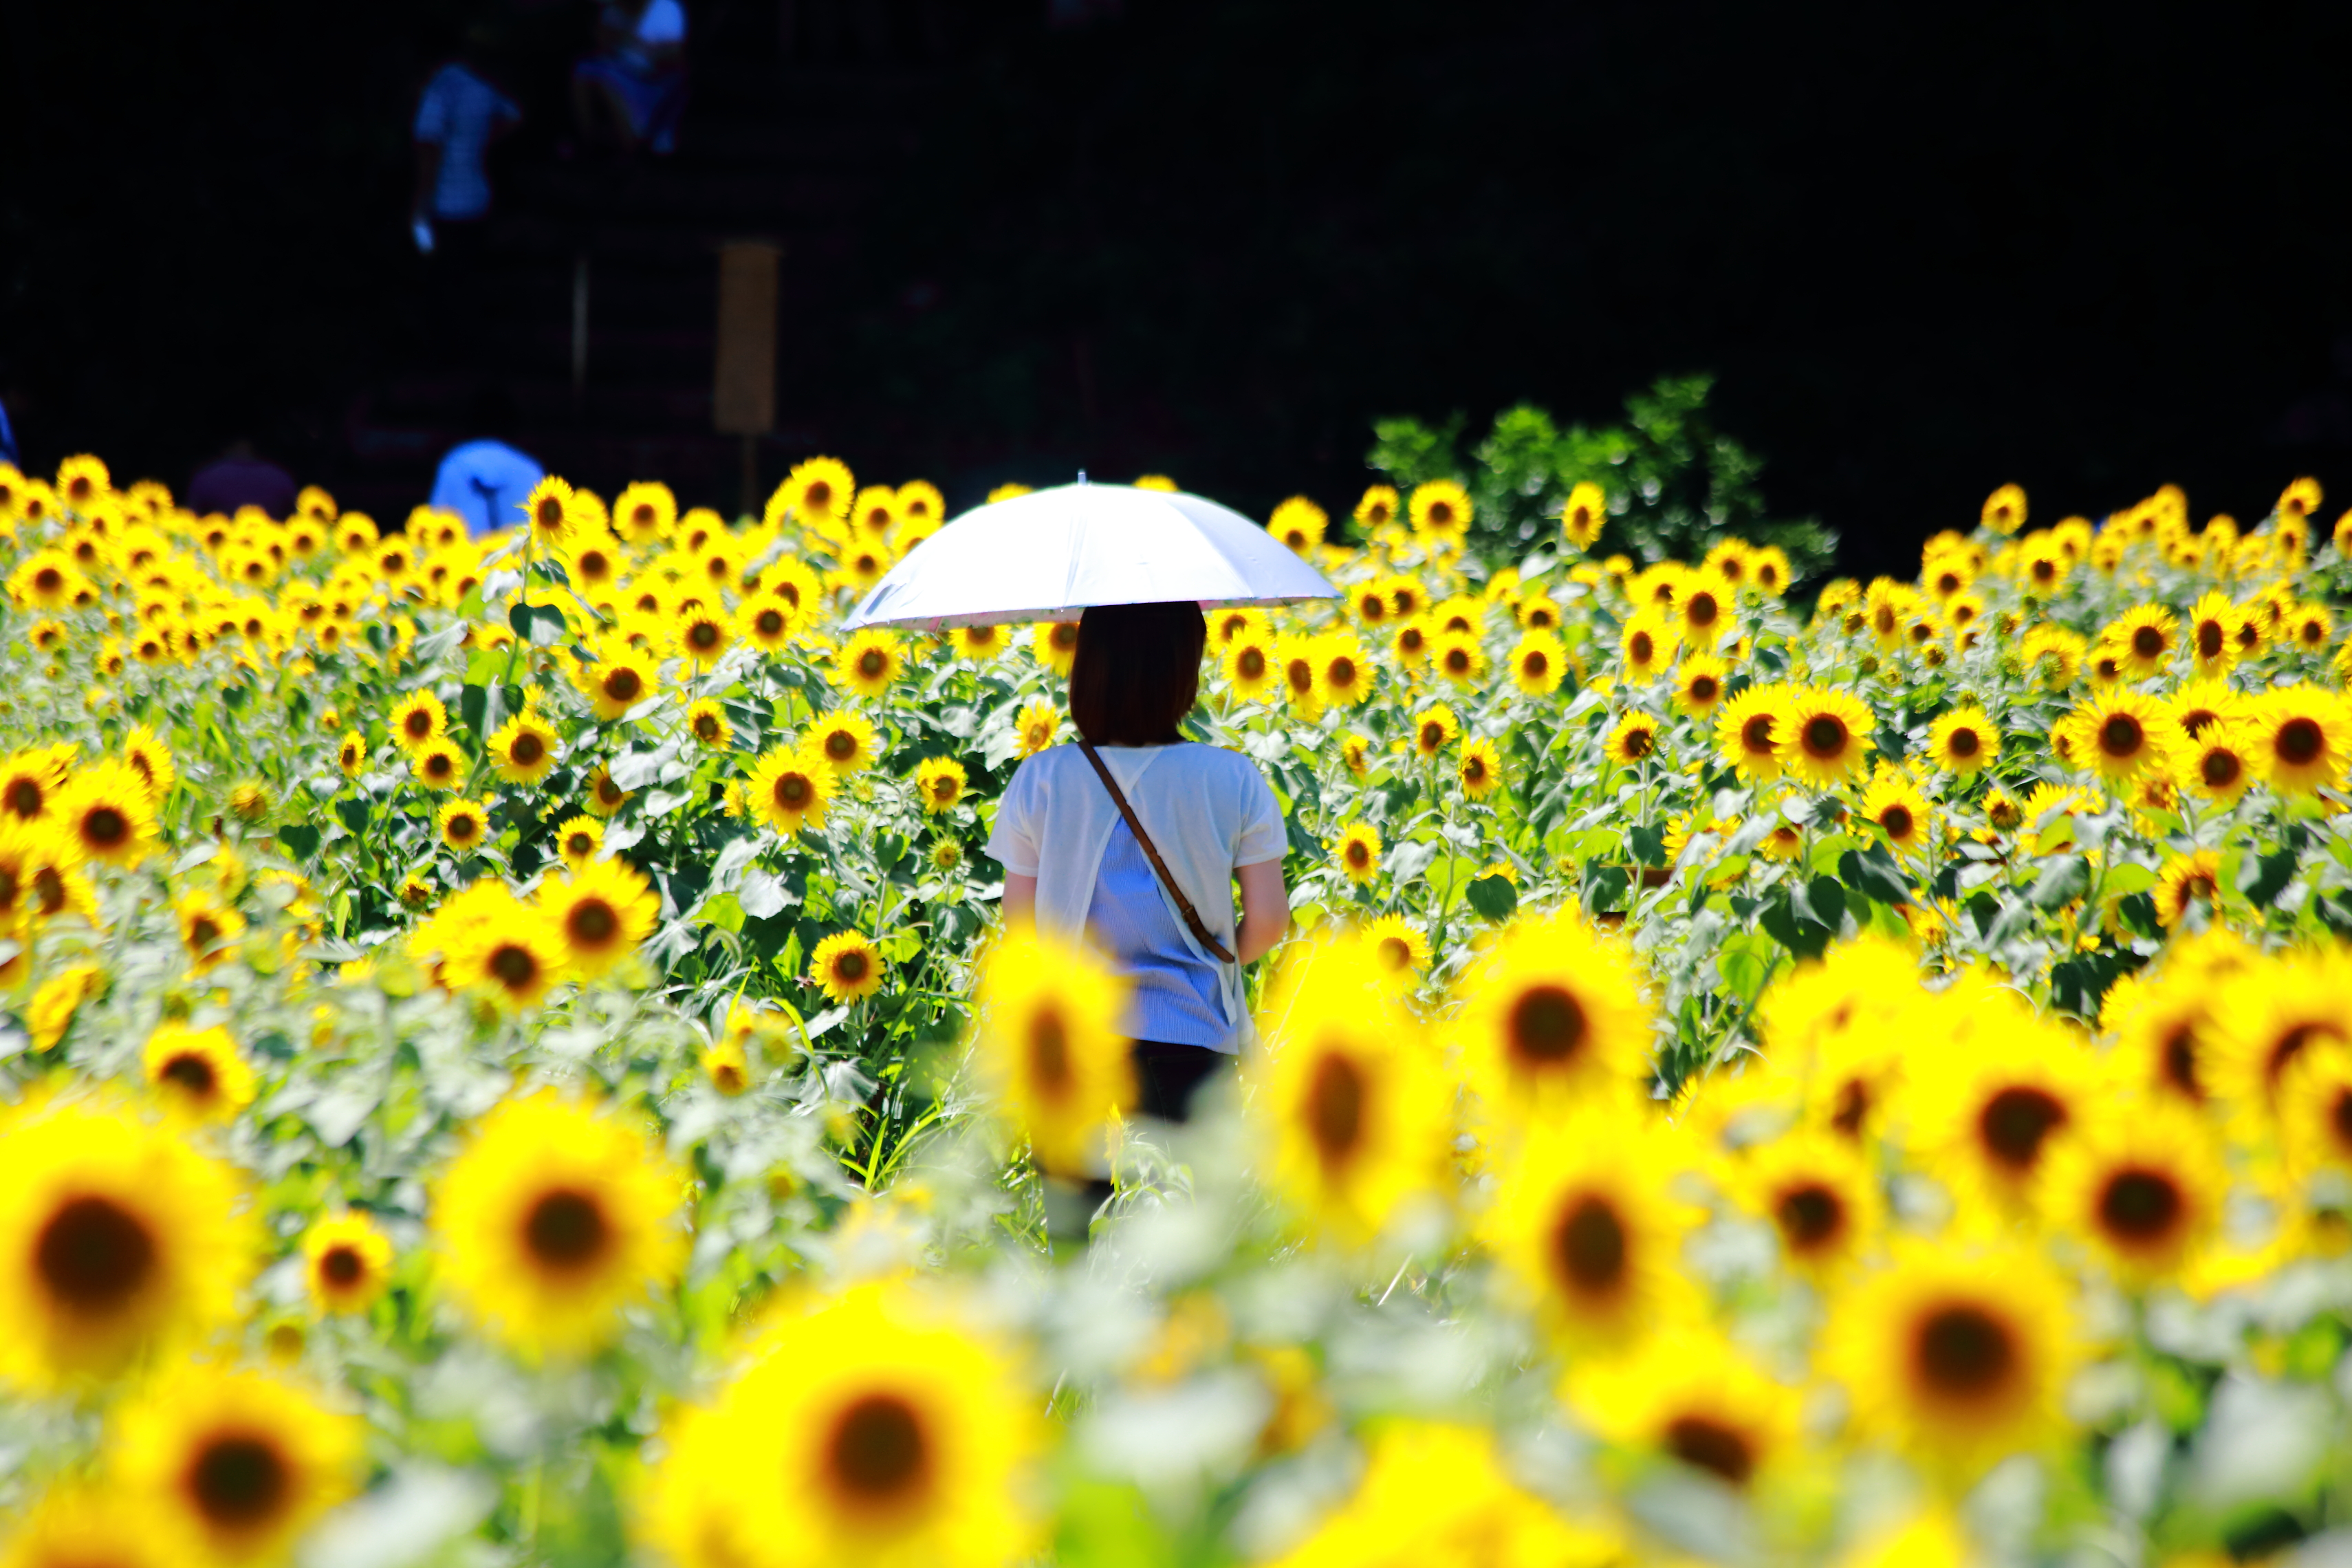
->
xmin=1232 ymin=760 xmax=1287 ymax=867
xmin=984 ymin=759 xmax=1042 ymax=877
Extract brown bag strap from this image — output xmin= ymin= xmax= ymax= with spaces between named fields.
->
xmin=1075 ymin=739 xmax=1238 ymax=964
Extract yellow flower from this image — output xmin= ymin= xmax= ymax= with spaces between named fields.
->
xmin=444 ymin=887 xmax=567 ymax=1010
xmin=1430 ymin=629 xmax=1486 ymax=686
xmin=1560 ymin=480 xmax=1607 ymax=549
xmin=702 ymin=1040 xmax=753 ymax=1096
xmin=778 ymin=455 xmax=856 ymax=526
xmin=1565 ymin=1324 xmax=1801 ymax=1490
xmin=142 ymin=1023 xmax=254 ymax=1123
xmin=1317 ymin=633 xmax=1373 ymax=706
xmin=1823 ymin=1241 xmax=2079 ymax=1477
xmin=952 ymin=622 xmax=1008 ymax=660
xmin=1981 ymin=481 xmax=2026 ymax=536
xmin=836 ymin=629 xmax=905 ymax=698
xmin=1733 ymin=1129 xmax=1883 ymax=1281
xmin=0 ymin=1095 xmax=251 ymax=1389
xmin=432 ymin=1091 xmax=686 ymax=1356
xmin=1672 ymin=653 xmax=1728 ymax=717
xmin=1030 ymin=619 xmax=1080 ymax=675
xmin=540 ymin=858 xmax=659 ymax=980
xmin=613 ymin=479 xmax=677 ymax=543
xmin=640 ymin=1283 xmax=1040 ymax=1568
xmin=1714 ymin=682 xmax=1787 ymax=783
xmin=553 ymin=814 xmax=605 ymax=867
xmin=523 ymin=474 xmax=580 ymax=551
xmin=2153 ymin=849 xmax=2222 ymax=928
xmin=1407 ymin=479 xmax=1472 ymax=545
xmin=1450 ymin=908 xmax=1654 ymax=1129
xmin=120 ymin=724 xmax=177 ymax=803
xmin=2208 ymin=946 xmax=2352 ymax=1136
xmin=176 ymin=890 xmax=247 ymax=973
xmin=1362 ymin=915 xmax=1430 ymax=982
xmin=1507 ymin=631 xmax=1566 ymax=696
xmin=576 ymin=640 xmax=659 ymax=721
xmin=1410 ymin=703 xmax=1458 ymax=758
xmin=913 ymin=756 xmax=968 ymax=815
xmin=1859 ymin=767 xmax=1934 ymax=852
xmin=1246 ymin=935 xmax=1449 ymax=1245
xmin=1904 ymin=986 xmax=2098 ymax=1210
xmin=809 ymin=709 xmax=881 ymax=773
xmin=972 ymin=930 xmax=1131 ymax=1176
xmin=1928 ymin=704 xmax=1998 ymax=774
xmin=1618 ymin=607 xmax=1679 ymax=679
xmin=2040 ymin=1099 xmax=2224 ymax=1285
xmin=1014 ymin=700 xmax=1060 ymax=758
xmin=677 ymin=697 xmax=730 ymax=750
xmin=1330 ymin=821 xmax=1381 ymax=882
xmin=1221 ymin=632 xmax=1280 ymax=700
xmin=746 ymin=745 xmax=835 ymax=836
xmin=488 ymin=712 xmax=560 ymax=783
xmin=1457 ymin=737 xmax=1503 ymax=798
xmin=302 ymin=1211 xmax=395 ymax=1315
xmin=2177 ymin=722 xmax=2257 ymax=804
xmin=583 ymin=763 xmax=632 ymax=818
xmin=0 ymin=1484 xmax=176 ymax=1568
xmin=109 ymin=1363 xmax=362 ymax=1567
xmin=812 ymin=930 xmax=885 ymax=1003
xmin=336 ymin=730 xmax=367 ymax=776
xmin=437 ymin=797 xmax=489 ymax=854
xmin=1269 ymin=495 xmax=1327 ymax=552
xmin=1276 ymin=636 xmax=1322 ymax=715
xmin=1774 ymin=687 xmax=1875 ymax=787
xmin=1353 ymin=483 xmax=1400 ymax=531
xmin=2106 ymin=602 xmax=2178 ymax=678
xmin=409 ymin=737 xmax=465 ymax=792
xmin=673 ymin=603 xmax=734 ymax=664
xmin=986 ymin=480 xmax=1034 ymax=505
xmin=1604 ymin=710 xmax=1659 ymax=767
xmin=2254 ymin=686 xmax=2351 ymax=794
xmin=53 ymin=761 xmax=158 ymax=869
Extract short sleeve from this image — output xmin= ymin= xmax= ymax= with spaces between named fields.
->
xmin=984 ymin=759 xmax=1042 ymax=877
xmin=413 ymin=74 xmax=451 ymax=142
xmin=1231 ymin=762 xmax=1286 ymax=867
xmin=638 ymin=0 xmax=688 ymax=44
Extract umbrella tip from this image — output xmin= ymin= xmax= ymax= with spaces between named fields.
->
xmin=1076 ymin=469 xmax=1088 ymax=484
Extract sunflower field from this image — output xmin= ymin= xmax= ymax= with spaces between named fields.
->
xmin=8 ymin=450 xmax=2352 ymax=1568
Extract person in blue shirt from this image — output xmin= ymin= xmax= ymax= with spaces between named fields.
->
xmin=572 ymin=0 xmax=688 ymax=156
xmin=428 ymin=386 xmax=545 ymax=538
xmin=413 ymin=34 xmax=521 ymax=254
xmin=0 ymin=398 xmax=16 ymax=469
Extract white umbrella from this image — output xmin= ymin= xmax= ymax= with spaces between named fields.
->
xmin=842 ymin=480 xmax=1338 ymax=631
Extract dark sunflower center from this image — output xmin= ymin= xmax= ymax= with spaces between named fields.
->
xmin=1689 ymin=675 xmax=1718 ymax=703
xmin=161 ymin=1052 xmax=219 ymax=1096
xmin=827 ymin=1393 xmax=929 ymax=1505
xmin=1305 ymin=1050 xmax=1365 ymax=1164
xmin=1346 ymin=839 xmax=1371 ymax=867
xmin=1445 ymin=649 xmax=1470 ymax=673
xmin=858 ymin=651 xmax=886 ymax=678
xmin=930 ymin=776 xmax=956 ymax=803
xmin=1803 ymin=715 xmax=1847 ymax=757
xmin=695 ymin=714 xmax=721 ymax=740
xmin=536 ymin=499 xmax=564 ymax=528
xmin=2098 ymin=1168 xmax=2184 ymax=1241
xmin=448 ymin=814 xmax=479 ymax=842
xmin=2269 ymin=1023 xmax=2342 ymax=1087
xmin=488 ymin=943 xmax=539 ymax=990
xmin=35 ymin=1194 xmax=157 ymax=1311
xmin=2132 ymin=626 xmax=2165 ymax=658
xmin=1948 ymin=727 xmax=1980 ymax=757
xmin=1915 ymin=1302 xmax=2016 ymax=1400
xmin=2098 ymin=713 xmax=2148 ymax=759
xmin=426 ymin=754 xmax=455 ymax=781
xmin=834 ymin=950 xmax=870 ymax=983
xmin=1621 ymin=728 xmax=1653 ymax=760
xmin=2197 ymin=621 xmax=2224 ymax=657
xmin=605 ymin=668 xmax=643 ymax=704
xmin=826 ymin=732 xmax=856 ymax=761
xmin=1979 ymin=1085 xmax=2067 ymax=1171
xmin=190 ymin=1433 xmax=290 ymax=1528
xmin=1776 ymin=1183 xmax=1844 ymax=1251
xmin=777 ymin=774 xmax=809 ymax=808
xmin=1629 ymin=632 xmax=1654 ymax=663
xmin=1523 ymin=651 xmax=1549 ymax=677
xmin=1027 ymin=1008 xmax=1071 ymax=1098
xmin=1552 ymin=1193 xmax=1628 ymax=1294
xmin=84 ymin=806 xmax=128 ymax=847
xmin=522 ymin=1188 xmax=609 ymax=1268
xmin=188 ymin=915 xmax=223 ymax=949
xmin=2278 ymin=717 xmax=2324 ymax=765
xmin=596 ymin=776 xmax=624 ymax=805
xmin=1507 ymin=984 xmax=1588 ymax=1067
xmin=320 ymin=1245 xmax=364 ymax=1286
xmin=2201 ymin=748 xmax=2243 ymax=787
xmin=1880 ymin=805 xmax=1914 ymax=840
xmin=1421 ymin=723 xmax=1444 ymax=750
xmin=1664 ymin=1415 xmax=1756 ymax=1486
xmin=689 ymin=622 xmax=719 ymax=650
xmin=1742 ymin=715 xmax=1774 ymax=753
xmin=568 ymin=899 xmax=619 ymax=946
xmin=1240 ymin=649 xmax=1266 ymax=679
xmin=1378 ymin=936 xmax=1411 ymax=970
xmin=512 ymin=733 xmax=545 ymax=765
xmin=1688 ymin=594 xmax=1720 ymax=628
xmin=1329 ymin=657 xmax=1358 ymax=686
xmin=756 ymin=608 xmax=786 ymax=636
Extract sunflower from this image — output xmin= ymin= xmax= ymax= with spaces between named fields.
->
xmin=52 ymin=761 xmax=158 ymax=869
xmin=301 ymin=1211 xmax=394 ymax=1316
xmin=739 ymin=592 xmax=798 ymax=651
xmin=1925 ymin=704 xmax=1997 ymax=774
xmin=583 ymin=763 xmax=632 ymax=818
xmin=702 ymin=1040 xmax=753 ymax=1096
xmin=948 ymin=622 xmax=1008 ymax=663
xmin=1407 ymin=479 xmax=1472 ymax=546
xmin=1274 ymin=636 xmax=1322 ymax=715
xmin=1458 ymin=737 xmax=1503 ymax=798
xmin=2107 ymin=602 xmax=2178 ymax=678
xmin=141 ymin=1023 xmax=254 ymax=1124
xmin=644 ymin=1283 xmax=1038 ymax=1568
xmin=1030 ymin=620 xmax=1080 ymax=675
xmin=2254 ymin=686 xmax=2351 ymax=794
xmin=2150 ymin=848 xmax=2223 ymax=928
xmin=811 ymin=930 xmax=885 ymax=1004
xmin=972 ymin=930 xmax=1131 ymax=1175
xmin=1730 ymin=1129 xmax=1882 ymax=1282
xmin=1318 ymin=634 xmax=1373 ymax=706
xmin=2283 ymin=1040 xmax=2352 ymax=1179
xmin=1670 ymin=653 xmax=1728 ymax=717
xmin=746 ymin=745 xmax=834 ymax=837
xmin=2183 ymin=589 xmax=2239 ymax=672
xmin=1410 ymin=704 xmax=1459 ymax=759
xmin=1452 ymin=908 xmax=1653 ymax=1129
xmin=1507 ymin=631 xmax=1567 ymax=697
xmin=1826 ymin=1241 xmax=2079 ymax=1478
xmin=836 ymin=629 xmax=905 ymax=698
xmin=1247 ymin=936 xmax=1448 ymax=1245
xmin=1362 ymin=915 xmax=1431 ymax=983
xmin=1676 ymin=567 xmax=1734 ymax=646
xmin=1482 ymin=1111 xmax=1698 ymax=1349
xmin=2289 ymin=601 xmax=2335 ymax=653
xmin=1330 ymin=821 xmax=1382 ymax=883
xmin=613 ymin=480 xmax=677 ymax=544
xmin=2280 ymin=474 xmax=2324 ymax=520
xmin=1223 ymin=633 xmax=1279 ymax=701
xmin=2208 ymin=947 xmax=2352 ymax=1134
xmin=797 ymin=711 xmax=876 ymax=778
xmin=432 ymin=1090 xmax=686 ymax=1356
xmin=552 ymin=814 xmax=605 ymax=867
xmin=1338 ymin=734 xmax=1370 ymax=776
xmin=1270 ymin=496 xmax=1327 ymax=554
xmin=2177 ymin=722 xmax=2257 ymax=804
xmin=1566 ymin=1325 xmax=1800 ymax=1490
xmin=1712 ymin=683 xmax=1787 ymax=783
xmin=577 ymin=642 xmax=659 ymax=721
xmin=176 ymin=889 xmax=247 ymax=973
xmin=446 ymin=893 xmax=568 ymax=1010
xmin=1859 ymin=767 xmax=1935 ymax=853
xmin=912 ymin=756 xmax=968 ymax=816
xmin=2168 ymin=677 xmax=2243 ymax=742
xmin=1000 ymin=699 xmax=1060 ymax=760
xmin=1558 ymin=479 xmax=1608 ymax=550
xmin=0 ymin=1096 xmax=251 ymax=1388
xmin=0 ymin=1484 xmax=176 ymax=1568
xmin=1773 ymin=687 xmax=1874 ymax=787
xmin=522 ymin=475 xmax=580 ymax=552
xmin=409 ymin=738 xmax=465 ymax=792
xmin=1353 ymin=484 xmax=1400 ymax=532
xmin=120 ymin=724 xmax=177 ymax=803
xmin=110 ymin=1363 xmax=362 ymax=1566
xmin=1430 ymin=630 xmax=1487 ymax=686
xmin=1906 ymin=995 xmax=2098 ymax=1210
xmin=8 ymin=550 xmax=88 ymax=610
xmin=1604 ymin=711 xmax=1659 ymax=767
xmin=539 ymin=858 xmax=659 ymax=980
xmin=2041 ymin=1100 xmax=2224 ymax=1285
xmin=1980 ymin=481 xmax=2026 ymax=536
xmin=432 ymin=797 xmax=486 ymax=855
xmin=1618 ymin=609 xmax=1679 ymax=679
xmin=673 ymin=605 xmax=734 ymax=664
xmin=476 ymin=712 xmax=555 ymax=785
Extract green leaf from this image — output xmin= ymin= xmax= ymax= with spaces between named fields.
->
xmin=509 ymin=601 xmax=569 ymax=647
xmin=2029 ymin=854 xmax=2091 ymax=910
xmin=1717 ymin=930 xmax=1776 ymax=1001
xmin=1792 ymin=875 xmax=1847 ymax=930
xmin=2240 ymin=847 xmax=2298 ymax=908
xmin=1465 ymin=874 xmax=1518 ymax=920
xmin=2099 ymin=862 xmax=2159 ymax=900
xmin=1838 ymin=845 xmax=1910 ymax=906
xmin=278 ymin=823 xmax=322 ymax=862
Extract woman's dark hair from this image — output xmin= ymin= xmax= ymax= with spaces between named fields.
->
xmin=1069 ymin=600 xmax=1208 ymax=745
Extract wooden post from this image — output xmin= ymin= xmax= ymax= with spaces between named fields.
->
xmin=713 ymin=240 xmax=781 ymax=519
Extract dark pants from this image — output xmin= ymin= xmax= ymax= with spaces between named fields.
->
xmin=1055 ymin=1041 xmax=1232 ymax=1241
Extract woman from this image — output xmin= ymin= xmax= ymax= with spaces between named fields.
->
xmin=988 ymin=601 xmax=1290 ymax=1122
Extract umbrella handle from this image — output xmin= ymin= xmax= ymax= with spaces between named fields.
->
xmin=1074 ymin=740 xmax=1238 ymax=965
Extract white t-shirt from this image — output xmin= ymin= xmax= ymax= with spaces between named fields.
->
xmin=986 ymin=742 xmax=1285 ymax=1052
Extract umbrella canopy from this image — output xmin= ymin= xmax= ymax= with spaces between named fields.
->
xmin=844 ymin=481 xmax=1338 ymax=631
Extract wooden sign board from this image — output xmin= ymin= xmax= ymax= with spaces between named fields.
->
xmin=713 ymin=241 xmax=781 ymax=435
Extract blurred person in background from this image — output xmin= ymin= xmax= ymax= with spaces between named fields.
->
xmin=571 ymin=0 xmax=688 ymax=156
xmin=429 ymin=386 xmax=545 ymax=538
xmin=189 ymin=439 xmax=298 ymax=519
xmin=413 ymin=25 xmax=522 ymax=257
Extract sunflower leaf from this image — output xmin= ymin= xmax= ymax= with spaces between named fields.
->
xmin=2029 ymin=853 xmax=2091 ymax=910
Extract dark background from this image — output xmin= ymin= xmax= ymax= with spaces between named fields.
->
xmin=4 ymin=0 xmax=2350 ymax=577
